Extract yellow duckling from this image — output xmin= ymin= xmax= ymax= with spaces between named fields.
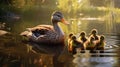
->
xmin=67 ymin=33 xmax=74 ymax=52
xmin=89 ymin=29 xmax=100 ymax=41
xmin=94 ymin=35 xmax=106 ymax=50
xmin=84 ymin=37 xmax=96 ymax=52
xmin=70 ymin=35 xmax=85 ymax=54
xmin=78 ymin=31 xmax=88 ymax=44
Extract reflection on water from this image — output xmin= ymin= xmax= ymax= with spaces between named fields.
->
xmin=73 ymin=34 xmax=120 ymax=67
xmin=73 ymin=49 xmax=120 ymax=67
xmin=73 ymin=54 xmax=115 ymax=67
xmin=0 ymin=34 xmax=120 ymax=67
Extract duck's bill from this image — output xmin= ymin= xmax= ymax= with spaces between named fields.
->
xmin=61 ymin=18 xmax=69 ymax=25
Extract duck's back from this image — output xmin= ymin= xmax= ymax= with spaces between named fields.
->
xmin=27 ymin=25 xmax=54 ymax=32
xmin=25 ymin=25 xmax=64 ymax=45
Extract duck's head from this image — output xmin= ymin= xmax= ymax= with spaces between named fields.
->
xmin=51 ymin=11 xmax=69 ymax=24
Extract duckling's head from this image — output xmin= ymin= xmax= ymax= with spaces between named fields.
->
xmin=68 ymin=33 xmax=73 ymax=38
xmin=89 ymin=37 xmax=95 ymax=42
xmin=51 ymin=11 xmax=69 ymax=24
xmin=71 ymin=35 xmax=76 ymax=40
xmin=100 ymin=35 xmax=105 ymax=41
xmin=91 ymin=29 xmax=98 ymax=35
xmin=80 ymin=31 xmax=86 ymax=37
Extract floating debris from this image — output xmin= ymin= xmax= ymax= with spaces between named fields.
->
xmin=0 ymin=30 xmax=9 ymax=36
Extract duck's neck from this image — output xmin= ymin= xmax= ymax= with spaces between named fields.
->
xmin=53 ymin=22 xmax=64 ymax=36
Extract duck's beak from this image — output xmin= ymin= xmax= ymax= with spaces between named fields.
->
xmin=61 ymin=18 xmax=69 ymax=25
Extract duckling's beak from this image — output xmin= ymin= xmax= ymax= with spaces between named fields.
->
xmin=61 ymin=18 xmax=69 ymax=25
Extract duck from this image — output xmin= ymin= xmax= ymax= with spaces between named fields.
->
xmin=20 ymin=11 xmax=69 ymax=45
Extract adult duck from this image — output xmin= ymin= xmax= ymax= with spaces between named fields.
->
xmin=20 ymin=11 xmax=69 ymax=45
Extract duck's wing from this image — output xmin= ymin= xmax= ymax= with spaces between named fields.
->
xmin=20 ymin=25 xmax=54 ymax=37
xmin=21 ymin=25 xmax=62 ymax=44
xmin=30 ymin=30 xmax=58 ymax=44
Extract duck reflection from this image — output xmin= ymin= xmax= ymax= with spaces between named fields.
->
xmin=25 ymin=41 xmax=65 ymax=67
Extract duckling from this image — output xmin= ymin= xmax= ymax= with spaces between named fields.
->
xmin=94 ymin=35 xmax=106 ymax=51
xmin=67 ymin=33 xmax=74 ymax=52
xmin=78 ymin=31 xmax=88 ymax=44
xmin=89 ymin=29 xmax=99 ymax=41
xmin=70 ymin=35 xmax=85 ymax=54
xmin=84 ymin=37 xmax=96 ymax=52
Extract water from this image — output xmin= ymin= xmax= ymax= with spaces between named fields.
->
xmin=0 ymin=16 xmax=120 ymax=67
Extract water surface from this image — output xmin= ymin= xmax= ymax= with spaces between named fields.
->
xmin=0 ymin=17 xmax=120 ymax=67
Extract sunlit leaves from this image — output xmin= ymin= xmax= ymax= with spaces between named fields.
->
xmin=57 ymin=0 xmax=70 ymax=13
xmin=57 ymin=0 xmax=91 ymax=18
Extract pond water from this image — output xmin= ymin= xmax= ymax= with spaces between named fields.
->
xmin=0 ymin=17 xmax=120 ymax=67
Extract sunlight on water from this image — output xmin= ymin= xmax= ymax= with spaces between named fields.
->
xmin=73 ymin=49 xmax=118 ymax=67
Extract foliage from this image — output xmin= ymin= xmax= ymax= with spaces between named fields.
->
xmin=57 ymin=0 xmax=120 ymax=23
xmin=57 ymin=0 xmax=90 ymax=18
xmin=1 ymin=0 xmax=120 ymax=23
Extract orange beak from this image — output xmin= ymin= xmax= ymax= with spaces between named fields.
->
xmin=61 ymin=18 xmax=69 ymax=25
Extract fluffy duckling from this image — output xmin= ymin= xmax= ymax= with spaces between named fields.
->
xmin=78 ymin=31 xmax=88 ymax=44
xmin=84 ymin=37 xmax=96 ymax=52
xmin=89 ymin=29 xmax=99 ymax=41
xmin=67 ymin=33 xmax=74 ymax=52
xmin=94 ymin=35 xmax=106 ymax=50
xmin=70 ymin=35 xmax=85 ymax=54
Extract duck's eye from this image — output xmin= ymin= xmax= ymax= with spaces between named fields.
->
xmin=57 ymin=15 xmax=61 ymax=17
